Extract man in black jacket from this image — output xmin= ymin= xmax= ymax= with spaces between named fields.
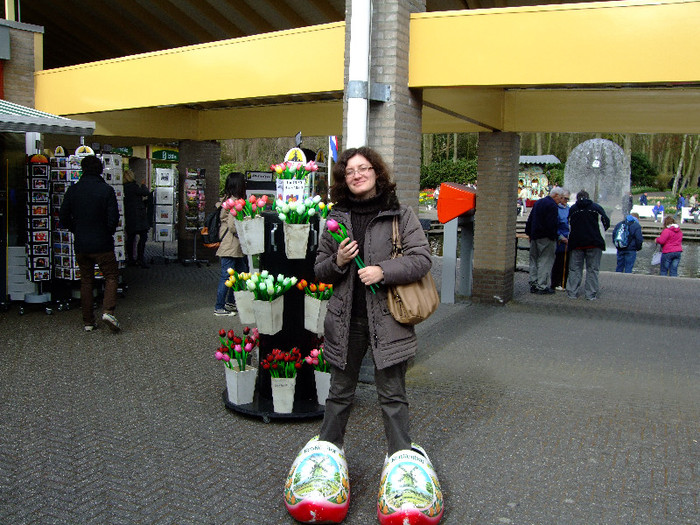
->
xmin=525 ymin=187 xmax=564 ymax=294
xmin=59 ymin=155 xmax=121 ymax=332
xmin=566 ymin=190 xmax=610 ymax=300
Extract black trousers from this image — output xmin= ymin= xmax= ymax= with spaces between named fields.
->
xmin=126 ymin=229 xmax=148 ymax=262
xmin=319 ymin=317 xmax=411 ymax=456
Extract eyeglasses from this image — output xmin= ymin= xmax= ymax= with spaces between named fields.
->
xmin=345 ymin=165 xmax=373 ymax=179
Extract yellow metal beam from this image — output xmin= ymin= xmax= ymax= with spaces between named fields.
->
xmin=409 ymin=0 xmax=700 ymax=87
xmin=35 ymin=22 xmax=345 ymax=115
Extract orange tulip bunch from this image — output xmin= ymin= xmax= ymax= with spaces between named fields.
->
xmin=295 ymin=279 xmax=334 ymax=300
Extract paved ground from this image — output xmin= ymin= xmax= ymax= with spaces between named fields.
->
xmin=1 ymin=251 xmax=698 ymax=524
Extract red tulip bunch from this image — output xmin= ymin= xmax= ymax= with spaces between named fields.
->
xmin=295 ymin=279 xmax=334 ymax=300
xmin=261 ymin=347 xmax=303 ymax=378
xmin=215 ymin=326 xmax=260 ymax=372
xmin=222 ymin=194 xmax=269 ymax=220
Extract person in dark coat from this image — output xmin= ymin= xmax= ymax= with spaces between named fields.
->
xmin=614 ymin=212 xmax=644 ymax=273
xmin=59 ymin=155 xmax=121 ymax=332
xmin=123 ymin=169 xmax=151 ymax=268
xmin=566 ymin=190 xmax=610 ymax=300
xmin=525 ymin=187 xmax=562 ymax=294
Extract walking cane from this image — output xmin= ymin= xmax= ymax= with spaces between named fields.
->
xmin=561 ymin=247 xmax=568 ymax=289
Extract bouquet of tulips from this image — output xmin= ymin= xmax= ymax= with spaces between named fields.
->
xmin=246 ymin=270 xmax=297 ymax=301
xmin=215 ymin=326 xmax=260 ymax=371
xmin=304 ymin=345 xmax=330 ymax=373
xmin=326 ymin=218 xmax=377 ymax=294
xmin=262 ymin=347 xmax=303 ymax=378
xmin=222 ymin=194 xmax=269 ymax=220
xmin=224 ymin=269 xmax=251 ymax=291
xmin=275 ymin=197 xmax=317 ymax=224
xmin=296 ymin=279 xmax=333 ymax=300
xmin=271 ymin=160 xmax=318 ymax=180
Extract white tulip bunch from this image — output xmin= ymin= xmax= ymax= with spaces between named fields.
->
xmin=275 ymin=195 xmax=323 ymax=224
xmin=245 ymin=270 xmax=298 ymax=301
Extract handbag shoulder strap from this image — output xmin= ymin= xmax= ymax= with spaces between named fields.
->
xmin=391 ymin=215 xmax=402 ymax=258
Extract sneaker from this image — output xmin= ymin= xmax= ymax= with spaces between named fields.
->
xmin=224 ymin=302 xmax=237 ymax=312
xmin=555 ymin=286 xmax=565 ymax=291
xmin=530 ymin=285 xmax=537 ymax=293
xmin=102 ymin=313 xmax=121 ymax=332
xmin=586 ymin=296 xmax=598 ymax=301
xmin=84 ymin=324 xmax=97 ymax=332
xmin=535 ymin=287 xmax=555 ymax=295
xmin=214 ymin=308 xmax=235 ymax=316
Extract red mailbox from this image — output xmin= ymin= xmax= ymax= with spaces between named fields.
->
xmin=437 ymin=182 xmax=476 ymax=223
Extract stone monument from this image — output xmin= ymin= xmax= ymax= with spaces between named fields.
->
xmin=564 ymin=139 xmax=630 ymax=223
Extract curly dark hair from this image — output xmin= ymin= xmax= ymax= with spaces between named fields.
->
xmin=330 ymin=147 xmax=399 ymax=209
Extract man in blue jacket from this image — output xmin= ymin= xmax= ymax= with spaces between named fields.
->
xmin=614 ymin=212 xmax=644 ymax=273
xmin=59 ymin=155 xmax=121 ymax=332
xmin=525 ymin=187 xmax=564 ymax=294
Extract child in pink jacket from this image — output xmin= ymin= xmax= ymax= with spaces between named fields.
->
xmin=655 ymin=216 xmax=683 ymax=276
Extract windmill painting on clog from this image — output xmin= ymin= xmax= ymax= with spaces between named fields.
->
xmin=284 ymin=436 xmax=350 ymax=524
xmin=377 ymin=444 xmax=444 ymax=525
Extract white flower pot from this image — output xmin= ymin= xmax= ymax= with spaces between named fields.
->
xmin=303 ymin=295 xmax=327 ymax=335
xmin=252 ymin=296 xmax=284 ymax=335
xmin=237 ymin=216 xmax=265 ymax=255
xmin=283 ymin=222 xmax=310 ymax=259
xmin=271 ymin=376 xmax=296 ymax=413
xmin=233 ymin=290 xmax=256 ymax=324
xmin=224 ymin=365 xmax=257 ymax=405
xmin=314 ymin=370 xmax=331 ymax=406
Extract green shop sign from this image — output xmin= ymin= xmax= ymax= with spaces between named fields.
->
xmin=111 ymin=146 xmax=133 ymax=157
xmin=151 ymin=147 xmax=179 ymax=161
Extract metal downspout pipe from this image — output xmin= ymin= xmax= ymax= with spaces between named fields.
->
xmin=345 ymin=0 xmax=371 ymax=149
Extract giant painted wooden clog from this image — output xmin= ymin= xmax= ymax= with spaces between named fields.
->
xmin=284 ymin=436 xmax=350 ymax=524
xmin=377 ymin=444 xmax=444 ymax=525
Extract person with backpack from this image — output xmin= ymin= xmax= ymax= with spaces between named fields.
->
xmin=614 ymin=212 xmax=644 ymax=273
xmin=214 ymin=172 xmax=249 ymax=316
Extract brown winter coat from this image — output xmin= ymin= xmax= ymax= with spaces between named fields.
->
xmin=215 ymin=201 xmax=243 ymax=258
xmin=315 ymin=205 xmax=432 ymax=370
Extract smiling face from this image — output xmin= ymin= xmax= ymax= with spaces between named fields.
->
xmin=344 ymin=154 xmax=377 ymax=200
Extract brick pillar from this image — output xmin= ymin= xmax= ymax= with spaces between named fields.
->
xmin=344 ymin=0 xmax=426 ymax=208
xmin=472 ymin=132 xmax=520 ymax=304
xmin=177 ymin=140 xmax=221 ymax=261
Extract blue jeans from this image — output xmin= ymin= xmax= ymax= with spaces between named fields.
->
xmin=215 ymin=256 xmax=249 ymax=309
xmin=659 ymin=252 xmax=681 ymax=277
xmin=615 ymin=250 xmax=637 ymax=273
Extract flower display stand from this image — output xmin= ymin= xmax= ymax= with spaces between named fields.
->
xmin=283 ymin=222 xmax=310 ymax=259
xmin=238 ymin=216 xmax=265 ymax=255
xmin=224 ymin=366 xmax=257 ymax=405
xmin=222 ymin=212 xmax=326 ymax=423
xmin=233 ymin=290 xmax=255 ymax=324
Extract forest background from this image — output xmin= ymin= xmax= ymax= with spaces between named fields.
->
xmin=219 ymin=132 xmax=700 ymax=199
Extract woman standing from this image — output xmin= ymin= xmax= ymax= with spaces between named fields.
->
xmin=214 ymin=172 xmax=248 ymax=316
xmin=285 ymin=147 xmax=443 ymax=525
xmin=655 ymin=216 xmax=683 ymax=277
xmin=123 ymin=169 xmax=151 ymax=268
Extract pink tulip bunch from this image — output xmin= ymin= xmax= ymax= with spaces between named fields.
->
xmin=270 ymin=160 xmax=319 ymax=180
xmin=222 ymin=194 xmax=269 ymax=220
xmin=304 ymin=345 xmax=330 ymax=373
xmin=326 ymin=218 xmax=377 ymax=294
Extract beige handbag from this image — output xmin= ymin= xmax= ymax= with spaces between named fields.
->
xmin=386 ymin=215 xmax=439 ymax=325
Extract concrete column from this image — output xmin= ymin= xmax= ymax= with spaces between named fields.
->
xmin=177 ymin=140 xmax=221 ymax=261
xmin=472 ymin=132 xmax=520 ymax=304
xmin=343 ymin=0 xmax=426 ymax=209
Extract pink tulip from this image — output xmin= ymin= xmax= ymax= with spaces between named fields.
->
xmin=256 ymin=199 xmax=265 ymax=208
xmin=234 ymin=202 xmax=243 ymax=212
xmin=310 ymin=348 xmax=319 ymax=357
xmin=312 ymin=358 xmax=319 ymax=365
xmin=215 ymin=351 xmax=224 ymax=360
xmin=234 ymin=344 xmax=242 ymax=353
xmin=245 ymin=343 xmax=253 ymax=352
xmin=305 ymin=356 xmax=313 ymax=364
xmin=326 ymin=218 xmax=339 ymax=233
xmin=222 ymin=354 xmax=230 ymax=362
